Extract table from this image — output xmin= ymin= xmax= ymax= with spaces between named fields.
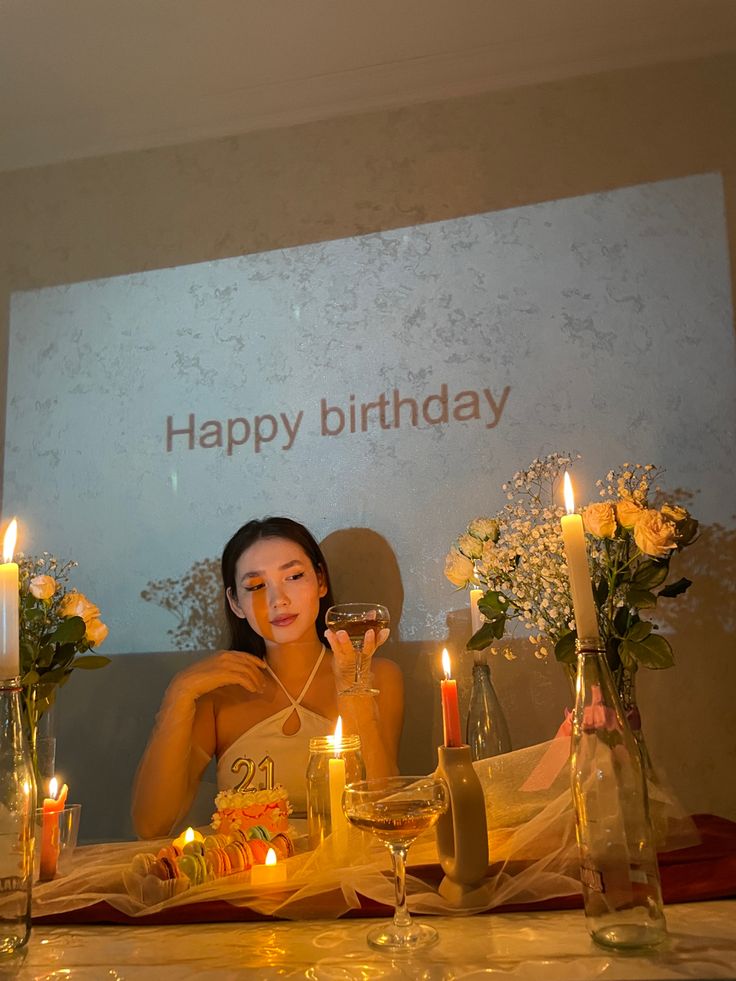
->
xmin=9 ymin=900 xmax=736 ymax=979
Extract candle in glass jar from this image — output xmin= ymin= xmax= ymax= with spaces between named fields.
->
xmin=440 ymin=648 xmax=463 ymax=748
xmin=560 ymin=473 xmax=600 ymax=642
xmin=0 ymin=519 xmax=20 ymax=680
xmin=39 ymin=777 xmax=68 ymax=881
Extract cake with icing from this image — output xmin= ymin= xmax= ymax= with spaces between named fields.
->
xmin=211 ymin=785 xmax=292 ymax=837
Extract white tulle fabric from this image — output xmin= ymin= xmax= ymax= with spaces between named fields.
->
xmin=32 ymin=739 xmax=698 ymax=921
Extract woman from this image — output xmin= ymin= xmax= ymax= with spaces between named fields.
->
xmin=132 ymin=517 xmax=403 ymax=839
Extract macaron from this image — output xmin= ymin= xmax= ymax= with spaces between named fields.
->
xmin=224 ymin=841 xmax=248 ymax=873
xmin=131 ymin=852 xmax=159 ymax=877
xmin=269 ymin=833 xmax=294 ymax=860
xmin=248 ymin=838 xmax=270 ymax=865
xmin=205 ymin=846 xmax=232 ymax=878
xmin=159 ymin=855 xmax=181 ymax=880
xmin=157 ymin=844 xmax=182 ymax=863
xmin=204 ymin=834 xmax=230 ymax=851
xmin=182 ymin=839 xmax=206 ymax=857
xmin=246 ymin=825 xmax=271 ymax=841
xmin=178 ymin=853 xmax=208 ymax=886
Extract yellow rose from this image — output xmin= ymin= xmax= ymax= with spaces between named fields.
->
xmin=582 ymin=502 xmax=617 ymax=539
xmin=661 ymin=503 xmax=699 ymax=545
xmin=444 ymin=549 xmax=475 ymax=588
xmin=29 ymin=574 xmax=57 ymax=600
xmin=633 ymin=510 xmax=677 ymax=559
xmin=616 ymin=498 xmax=645 ymax=529
xmin=85 ymin=618 xmax=109 ymax=647
xmin=58 ymin=590 xmax=100 ymax=624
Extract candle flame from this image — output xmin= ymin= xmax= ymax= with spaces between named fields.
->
xmin=2 ymin=519 xmax=17 ymax=562
xmin=441 ymin=648 xmax=451 ymax=680
xmin=184 ymin=827 xmax=194 ymax=844
xmin=332 ymin=715 xmax=343 ymax=756
xmin=265 ymin=847 xmax=277 ymax=866
xmin=563 ymin=472 xmax=575 ymax=515
xmin=49 ymin=776 xmax=58 ymax=800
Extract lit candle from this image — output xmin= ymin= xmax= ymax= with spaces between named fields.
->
xmin=39 ymin=777 xmax=68 ymax=881
xmin=172 ymin=826 xmax=205 ymax=851
xmin=250 ymin=846 xmax=287 ymax=885
xmin=328 ymin=716 xmax=348 ymax=840
xmin=561 ymin=473 xmax=600 ymax=642
xmin=440 ymin=648 xmax=463 ymax=748
xmin=0 ymin=519 xmax=20 ymax=680
xmin=470 ymin=587 xmax=483 ymax=636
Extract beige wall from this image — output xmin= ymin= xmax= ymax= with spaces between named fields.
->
xmin=1 ymin=53 xmax=734 ymax=834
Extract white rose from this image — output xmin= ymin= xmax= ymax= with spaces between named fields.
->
xmin=444 ymin=549 xmax=475 ymax=588
xmin=29 ymin=575 xmax=57 ymax=601
xmin=467 ymin=518 xmax=500 ymax=542
xmin=457 ymin=533 xmax=483 ymax=561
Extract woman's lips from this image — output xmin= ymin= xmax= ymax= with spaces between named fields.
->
xmin=271 ymin=614 xmax=298 ymax=627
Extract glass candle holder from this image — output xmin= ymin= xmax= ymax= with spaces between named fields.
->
xmin=34 ymin=803 xmax=81 ymax=881
xmin=306 ymin=734 xmax=364 ymax=849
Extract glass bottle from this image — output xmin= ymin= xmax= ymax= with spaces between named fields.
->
xmin=0 ymin=678 xmax=36 ymax=954
xmin=465 ymin=652 xmax=511 ymax=761
xmin=570 ymin=639 xmax=666 ymax=950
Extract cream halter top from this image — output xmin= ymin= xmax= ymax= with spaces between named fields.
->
xmin=216 ymin=645 xmax=333 ymax=815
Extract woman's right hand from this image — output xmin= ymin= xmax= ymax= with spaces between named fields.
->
xmin=165 ymin=650 xmax=267 ymax=707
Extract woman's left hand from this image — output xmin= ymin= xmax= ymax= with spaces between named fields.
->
xmin=325 ymin=626 xmax=390 ymax=694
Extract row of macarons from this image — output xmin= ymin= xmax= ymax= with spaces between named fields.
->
xmin=131 ymin=826 xmax=294 ymax=886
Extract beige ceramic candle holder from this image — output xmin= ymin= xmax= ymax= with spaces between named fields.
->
xmin=435 ymin=744 xmax=491 ymax=908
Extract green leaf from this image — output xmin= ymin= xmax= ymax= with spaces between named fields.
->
xmin=625 ymin=588 xmax=657 ymax=609
xmin=658 ymin=577 xmax=692 ymax=599
xmin=621 ymin=634 xmax=674 ymax=670
xmin=626 ymin=621 xmax=652 ymax=643
xmin=468 ymin=622 xmax=500 ymax=651
xmin=22 ymin=669 xmax=40 ymax=686
xmin=50 ymin=616 xmax=86 ymax=645
xmin=637 ymin=634 xmax=675 ymax=670
xmin=478 ymin=591 xmax=509 ymax=616
xmin=594 ymin=578 xmax=609 ymax=606
xmin=72 ymin=654 xmax=112 ymax=670
xmin=554 ymin=630 xmax=577 ymax=665
xmin=632 ymin=560 xmax=670 ymax=590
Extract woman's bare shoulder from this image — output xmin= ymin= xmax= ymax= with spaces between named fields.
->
xmin=372 ymin=657 xmax=403 ymax=684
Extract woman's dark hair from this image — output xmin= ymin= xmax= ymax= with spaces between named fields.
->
xmin=221 ymin=517 xmax=334 ymax=658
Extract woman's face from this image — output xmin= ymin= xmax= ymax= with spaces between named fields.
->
xmin=227 ymin=536 xmax=327 ymax=648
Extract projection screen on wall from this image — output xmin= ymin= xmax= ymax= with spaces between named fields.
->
xmin=4 ymin=173 xmax=735 ymax=655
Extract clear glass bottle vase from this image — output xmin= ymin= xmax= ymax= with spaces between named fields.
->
xmin=0 ymin=678 xmax=37 ymax=954
xmin=465 ymin=652 xmax=511 ymax=761
xmin=570 ymin=639 xmax=666 ymax=950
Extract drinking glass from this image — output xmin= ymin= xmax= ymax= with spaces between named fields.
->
xmin=342 ymin=775 xmax=448 ymax=952
xmin=325 ymin=603 xmax=389 ymax=695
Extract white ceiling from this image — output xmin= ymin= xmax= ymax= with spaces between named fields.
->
xmin=2 ymin=0 xmax=736 ymax=173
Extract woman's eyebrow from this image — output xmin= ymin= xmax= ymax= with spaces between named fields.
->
xmin=240 ymin=559 xmax=304 ymax=580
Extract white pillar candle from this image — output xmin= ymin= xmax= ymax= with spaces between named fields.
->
xmin=0 ymin=519 xmax=20 ymax=679
xmin=470 ymin=588 xmax=483 ymax=635
xmin=560 ymin=474 xmax=600 ymax=642
xmin=328 ymin=716 xmax=348 ymax=839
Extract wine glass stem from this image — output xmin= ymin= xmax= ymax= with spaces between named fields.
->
xmin=351 ymin=641 xmax=363 ymax=686
xmin=388 ymin=843 xmax=412 ymax=930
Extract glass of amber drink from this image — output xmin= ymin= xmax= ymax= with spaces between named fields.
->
xmin=342 ymin=775 xmax=448 ymax=952
xmin=325 ymin=602 xmax=389 ymax=695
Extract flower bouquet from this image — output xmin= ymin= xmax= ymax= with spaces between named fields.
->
xmin=445 ymin=454 xmax=698 ymax=703
xmin=18 ymin=553 xmax=110 ymax=779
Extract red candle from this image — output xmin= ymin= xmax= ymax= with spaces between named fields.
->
xmin=39 ymin=778 xmax=68 ymax=881
xmin=440 ymin=648 xmax=463 ymax=748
